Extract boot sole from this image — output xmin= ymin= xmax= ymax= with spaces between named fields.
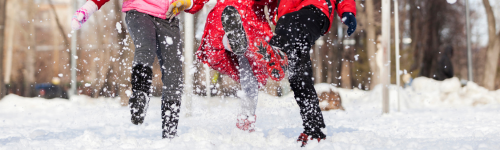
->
xmin=221 ymin=6 xmax=248 ymax=56
xmin=129 ymin=93 xmax=149 ymax=125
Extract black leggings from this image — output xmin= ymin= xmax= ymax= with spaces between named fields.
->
xmin=126 ymin=10 xmax=183 ymax=138
xmin=270 ymin=6 xmax=330 ymax=131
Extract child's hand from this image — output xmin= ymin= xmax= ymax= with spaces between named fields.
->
xmin=341 ymin=12 xmax=357 ymax=36
xmin=71 ymin=1 xmax=98 ymax=30
xmin=166 ymin=0 xmax=192 ymax=21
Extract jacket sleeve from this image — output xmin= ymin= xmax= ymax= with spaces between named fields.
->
xmin=185 ymin=0 xmax=210 ymax=14
xmin=273 ymin=0 xmax=301 ymax=24
xmin=90 ymin=0 xmax=110 ymax=10
xmin=336 ymin=0 xmax=356 ymax=18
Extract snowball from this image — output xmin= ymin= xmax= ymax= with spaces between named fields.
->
xmin=166 ymin=36 xmax=173 ymax=45
xmin=116 ymin=22 xmax=122 ymax=33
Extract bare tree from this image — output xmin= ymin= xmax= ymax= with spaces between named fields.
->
xmin=109 ymin=0 xmax=131 ymax=105
xmin=0 ymin=0 xmax=6 ymax=99
xmin=408 ymin=0 xmax=465 ymax=80
xmin=482 ymin=0 xmax=500 ymax=90
xmin=322 ymin=19 xmax=343 ymax=86
xmin=23 ymin=0 xmax=36 ymax=97
xmin=47 ymin=0 xmax=70 ymax=53
xmin=364 ymin=0 xmax=379 ymax=89
xmin=91 ymin=13 xmax=113 ymax=97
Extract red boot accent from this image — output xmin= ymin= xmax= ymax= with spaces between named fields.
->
xmin=297 ymin=133 xmax=309 ymax=147
xmin=312 ymin=137 xmax=326 ymax=142
xmin=236 ymin=115 xmax=256 ymax=133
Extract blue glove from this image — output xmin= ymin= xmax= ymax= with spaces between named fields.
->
xmin=342 ymin=12 xmax=357 ymax=36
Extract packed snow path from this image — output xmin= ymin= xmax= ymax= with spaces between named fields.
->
xmin=1 ymin=78 xmax=500 ymax=149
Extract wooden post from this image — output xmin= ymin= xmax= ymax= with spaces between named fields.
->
xmin=0 ymin=0 xmax=6 ymax=98
xmin=394 ymin=0 xmax=400 ymax=112
xmin=184 ymin=13 xmax=195 ymax=117
xmin=24 ymin=0 xmax=37 ymax=97
xmin=381 ymin=0 xmax=391 ymax=114
xmin=52 ymin=12 xmax=60 ymax=79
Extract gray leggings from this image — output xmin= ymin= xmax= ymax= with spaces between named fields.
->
xmin=125 ymin=10 xmax=184 ymax=100
xmin=236 ymin=55 xmax=259 ymax=116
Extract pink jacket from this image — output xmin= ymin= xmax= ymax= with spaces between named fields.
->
xmin=91 ymin=0 xmax=175 ymax=19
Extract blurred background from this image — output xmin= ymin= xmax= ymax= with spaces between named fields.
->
xmin=0 ymin=0 xmax=498 ymax=104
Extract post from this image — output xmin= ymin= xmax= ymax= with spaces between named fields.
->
xmin=69 ymin=0 xmax=78 ymax=97
xmin=205 ymin=64 xmax=210 ymax=97
xmin=0 ymin=0 xmax=5 ymax=98
xmin=314 ymin=37 xmax=324 ymax=83
xmin=465 ymin=0 xmax=473 ymax=82
xmin=381 ymin=0 xmax=391 ymax=114
xmin=184 ymin=13 xmax=194 ymax=117
xmin=4 ymin=17 xmax=14 ymax=85
xmin=394 ymin=0 xmax=400 ymax=112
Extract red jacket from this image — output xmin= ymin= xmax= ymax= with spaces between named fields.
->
xmin=186 ymin=0 xmax=277 ymax=86
xmin=273 ymin=0 xmax=356 ymax=33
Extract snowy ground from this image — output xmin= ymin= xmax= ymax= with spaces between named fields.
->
xmin=1 ymin=77 xmax=500 ymax=150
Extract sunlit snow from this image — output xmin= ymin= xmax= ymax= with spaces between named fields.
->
xmin=1 ymin=77 xmax=500 ymax=149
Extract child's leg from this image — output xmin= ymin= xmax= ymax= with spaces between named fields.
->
xmin=269 ymin=7 xmax=330 ymax=140
xmin=236 ymin=55 xmax=259 ymax=116
xmin=153 ymin=17 xmax=184 ymax=139
xmin=222 ymin=6 xmax=259 ymax=131
xmin=125 ymin=10 xmax=158 ymax=125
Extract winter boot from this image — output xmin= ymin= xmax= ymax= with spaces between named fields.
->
xmin=162 ymin=98 xmax=182 ymax=139
xmin=254 ymin=38 xmax=288 ymax=81
xmin=297 ymin=128 xmax=326 ymax=147
xmin=236 ymin=114 xmax=256 ymax=132
xmin=129 ymin=64 xmax=153 ymax=125
xmin=221 ymin=6 xmax=248 ymax=56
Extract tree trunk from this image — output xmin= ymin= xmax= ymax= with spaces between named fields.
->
xmin=341 ymin=59 xmax=352 ymax=88
xmin=4 ymin=4 xmax=15 ymax=87
xmin=313 ymin=37 xmax=323 ymax=83
xmin=0 ymin=0 xmax=6 ymax=98
xmin=92 ymin=14 xmax=111 ymax=98
xmin=323 ymin=17 xmax=343 ymax=86
xmin=326 ymin=37 xmax=334 ymax=83
xmin=365 ymin=0 xmax=379 ymax=90
xmin=47 ymin=0 xmax=70 ymax=55
xmin=408 ymin=0 xmax=422 ymax=73
xmin=111 ymin=0 xmax=131 ymax=105
xmin=482 ymin=0 xmax=500 ymax=90
xmin=24 ymin=1 xmax=36 ymax=97
xmin=50 ymin=8 xmax=60 ymax=79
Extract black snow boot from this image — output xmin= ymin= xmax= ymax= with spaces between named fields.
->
xmin=162 ymin=98 xmax=181 ymax=139
xmin=221 ymin=6 xmax=248 ymax=55
xmin=129 ymin=64 xmax=153 ymax=125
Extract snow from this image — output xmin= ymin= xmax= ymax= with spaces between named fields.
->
xmin=1 ymin=77 xmax=500 ymax=149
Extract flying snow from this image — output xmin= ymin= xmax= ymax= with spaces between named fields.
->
xmin=166 ymin=36 xmax=174 ymax=45
xmin=116 ymin=22 xmax=122 ymax=33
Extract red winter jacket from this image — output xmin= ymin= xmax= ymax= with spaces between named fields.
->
xmin=185 ymin=0 xmax=277 ymax=86
xmin=273 ymin=0 xmax=356 ymax=33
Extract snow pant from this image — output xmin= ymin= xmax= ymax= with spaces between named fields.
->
xmin=125 ymin=10 xmax=184 ymax=139
xmin=236 ymin=54 xmax=259 ymax=116
xmin=269 ymin=6 xmax=330 ymax=132
xmin=220 ymin=6 xmax=260 ymax=116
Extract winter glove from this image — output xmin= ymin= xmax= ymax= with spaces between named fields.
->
xmin=166 ymin=0 xmax=192 ymax=21
xmin=342 ymin=12 xmax=357 ymax=36
xmin=71 ymin=1 xmax=98 ymax=30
